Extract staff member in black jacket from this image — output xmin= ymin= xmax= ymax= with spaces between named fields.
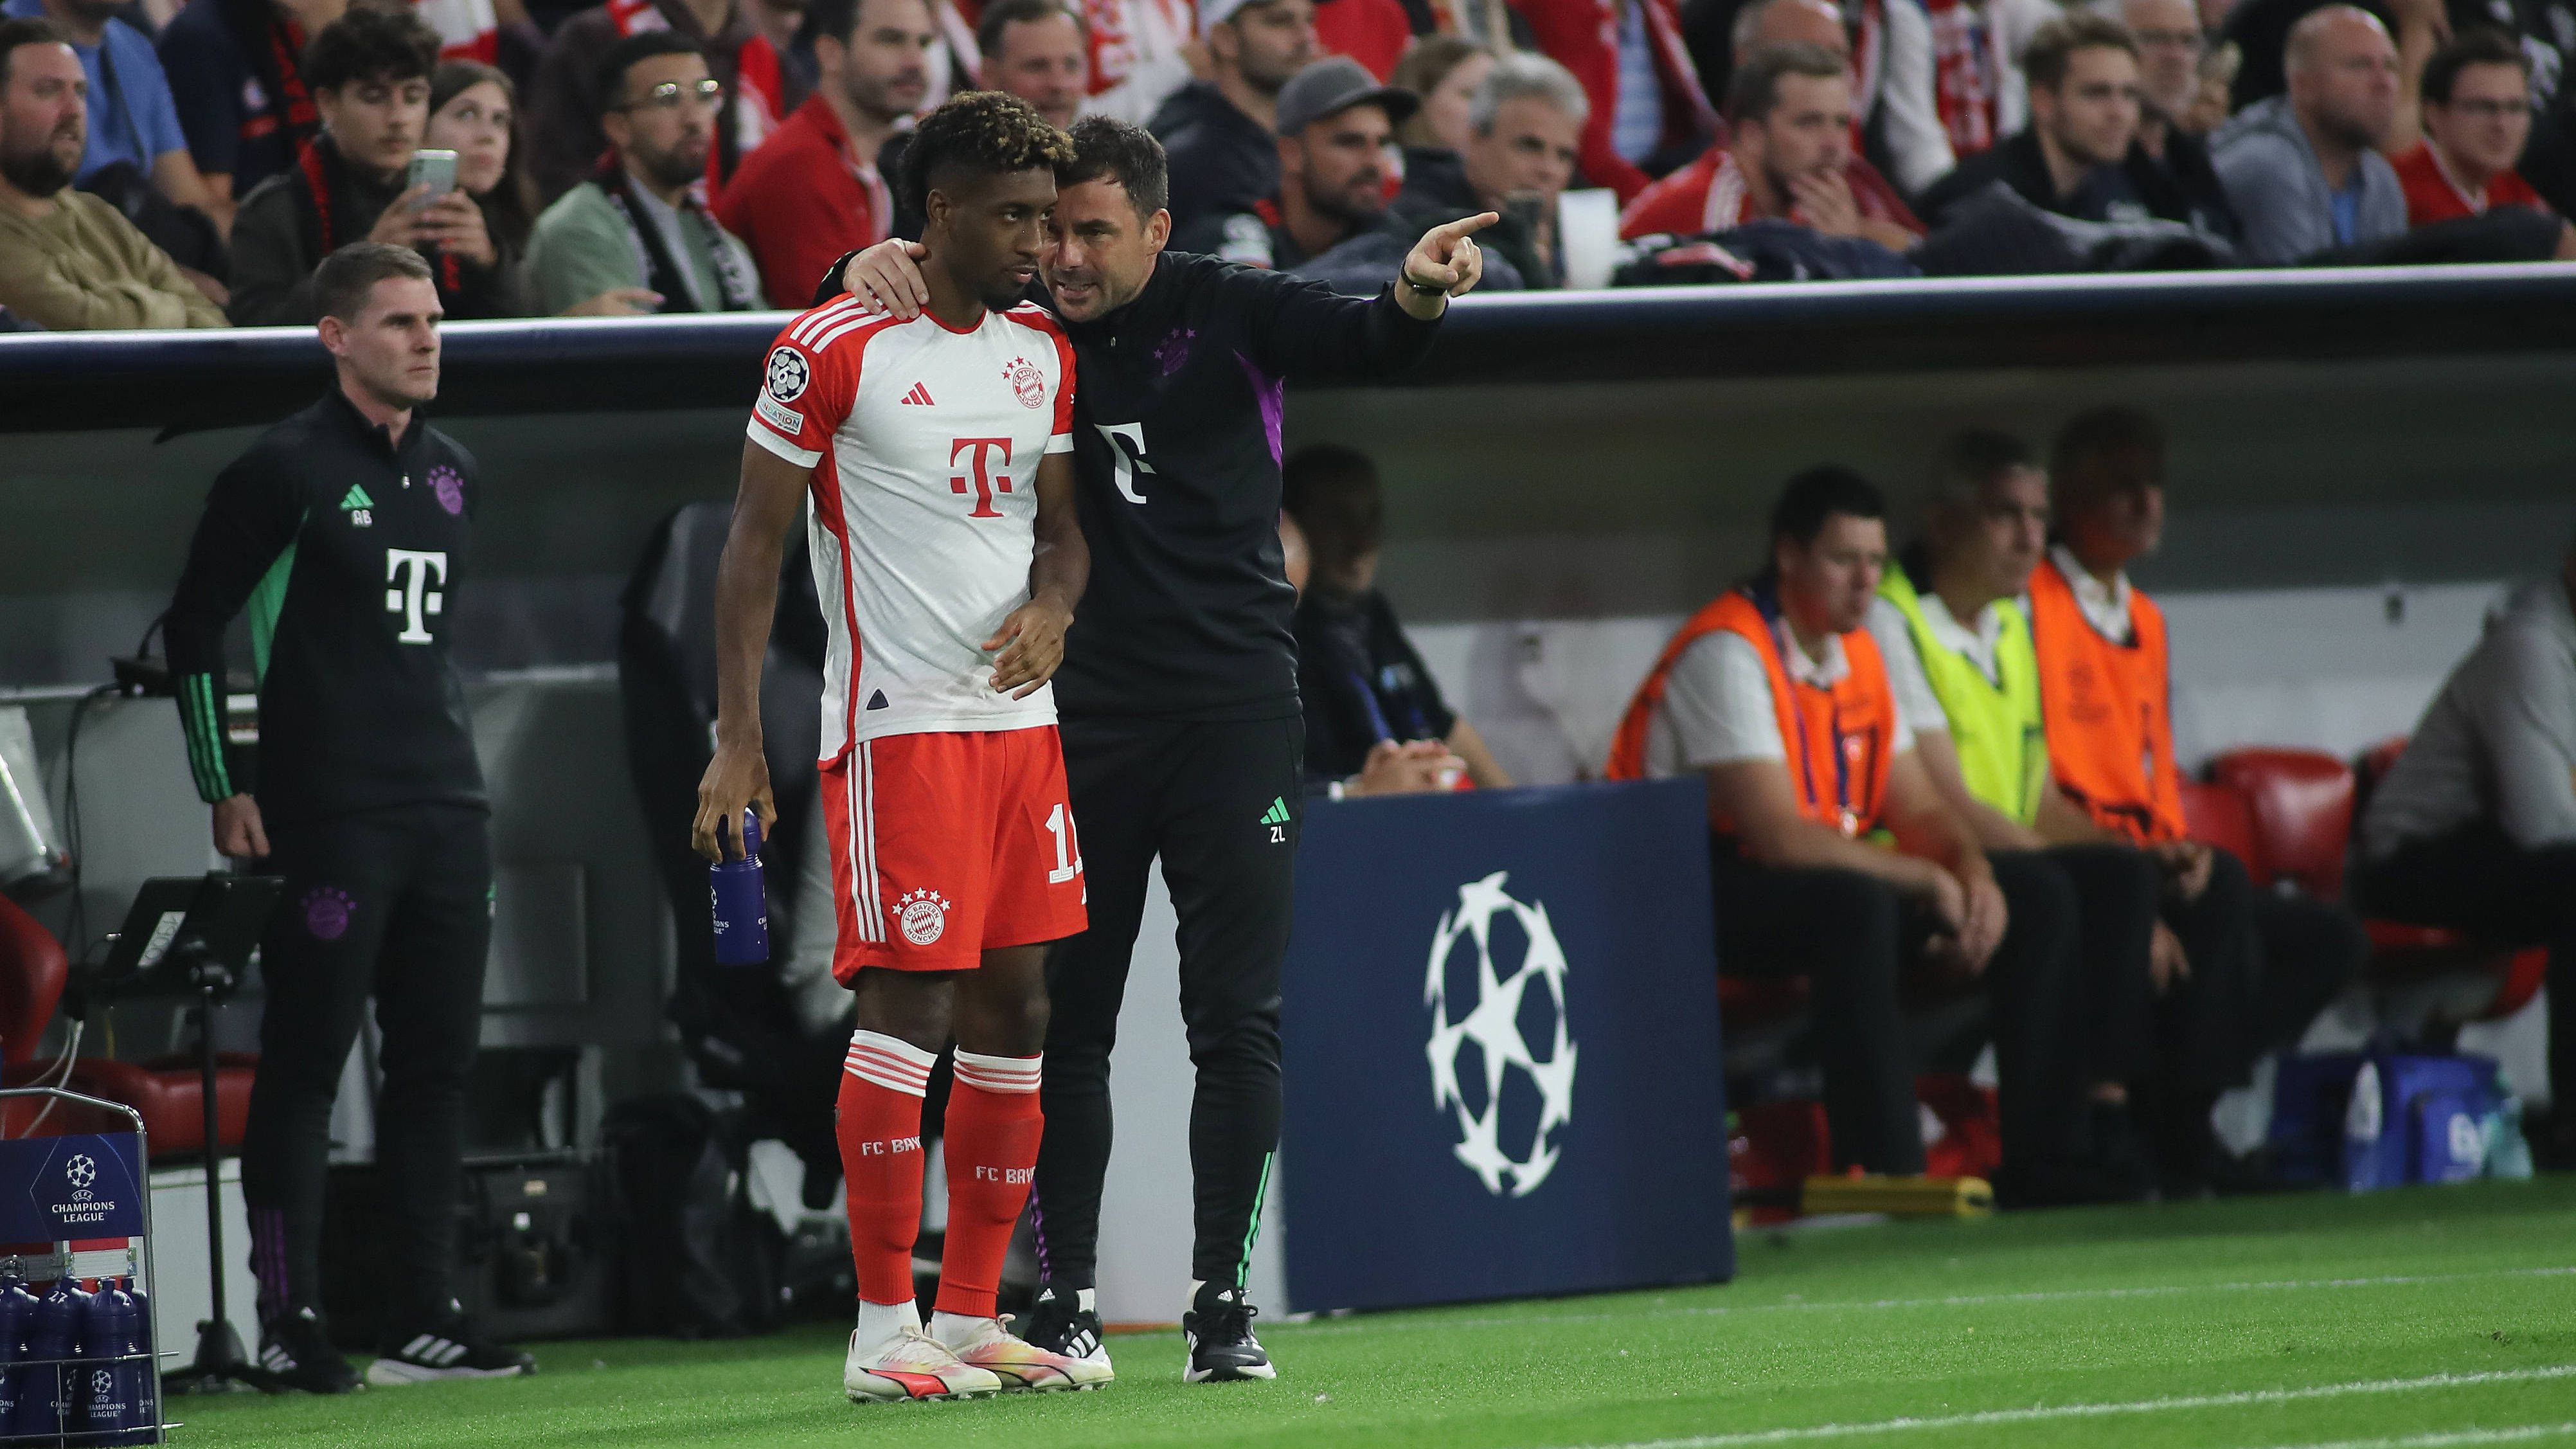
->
xmin=163 ymin=242 xmax=533 ymax=1394
xmin=830 ymin=115 xmax=1489 ymax=1383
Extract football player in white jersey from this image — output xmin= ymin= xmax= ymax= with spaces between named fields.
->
xmin=693 ymin=93 xmax=1104 ymax=1404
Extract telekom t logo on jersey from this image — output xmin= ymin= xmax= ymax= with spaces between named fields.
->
xmin=384 ymin=550 xmax=447 ymax=644
xmin=950 ymin=437 xmax=1014 ymax=518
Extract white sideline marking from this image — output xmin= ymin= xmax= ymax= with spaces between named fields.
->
xmin=1566 ymin=1365 xmax=2576 ymax=1449
xmin=1289 ymin=1266 xmax=2576 ymax=1337
xmin=2238 ymin=1425 xmax=2576 ymax=1449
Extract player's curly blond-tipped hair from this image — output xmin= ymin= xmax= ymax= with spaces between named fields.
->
xmin=901 ymin=90 xmax=1077 ymax=219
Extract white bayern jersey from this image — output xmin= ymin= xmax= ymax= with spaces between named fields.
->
xmin=746 ymin=296 xmax=1077 ymax=762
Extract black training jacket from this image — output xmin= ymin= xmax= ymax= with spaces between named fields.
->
xmin=164 ymin=388 xmax=487 ymax=824
xmin=1053 ymin=253 xmax=1440 ymax=720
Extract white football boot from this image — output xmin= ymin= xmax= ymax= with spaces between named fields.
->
xmin=936 ymin=1313 xmax=1114 ymax=1392
xmin=843 ymin=1324 xmax=1005 ymax=1403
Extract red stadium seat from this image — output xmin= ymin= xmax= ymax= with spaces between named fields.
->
xmin=2207 ymin=748 xmax=2355 ymax=899
xmin=0 ymin=903 xmax=255 ymax=1152
xmin=2179 ymin=776 xmax=2258 ymax=867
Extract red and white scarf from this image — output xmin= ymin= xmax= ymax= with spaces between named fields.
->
xmin=1920 ymin=0 xmax=2008 ymax=157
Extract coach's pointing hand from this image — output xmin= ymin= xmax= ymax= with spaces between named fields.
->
xmin=987 ymin=595 xmax=1075 ymax=699
xmin=841 ymin=240 xmax=933 ymax=320
xmin=1395 ymin=212 xmax=1498 ymax=320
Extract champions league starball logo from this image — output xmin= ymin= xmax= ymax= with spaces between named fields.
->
xmin=64 ymin=1155 xmax=94 ymax=1190
xmin=1424 ymin=872 xmax=1577 ymax=1198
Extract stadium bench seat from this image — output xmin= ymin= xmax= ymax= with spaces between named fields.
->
xmin=0 ymin=894 xmax=255 ymax=1150
xmin=2185 ymin=744 xmax=2543 ymax=1025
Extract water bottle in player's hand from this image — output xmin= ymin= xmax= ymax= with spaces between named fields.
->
xmin=709 ymin=809 xmax=771 ymax=966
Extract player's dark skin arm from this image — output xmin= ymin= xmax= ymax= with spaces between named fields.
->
xmin=693 ymin=437 xmax=804 ymax=865
xmin=985 ymin=452 xmax=1087 ymax=698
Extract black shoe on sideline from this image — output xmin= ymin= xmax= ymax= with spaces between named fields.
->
xmin=1183 ymin=1282 xmax=1275 ymax=1383
xmin=258 ymin=1306 xmax=361 ymax=1394
xmin=1019 ymin=1282 xmax=1114 ymax=1378
xmin=2083 ymin=1101 xmax=2160 ymax=1202
xmin=368 ymin=1308 xmax=535 ymax=1386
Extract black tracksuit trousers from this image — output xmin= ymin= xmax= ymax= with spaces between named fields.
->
xmin=241 ymin=804 xmax=490 ymax=1334
xmin=1033 ymin=714 xmax=1303 ymax=1293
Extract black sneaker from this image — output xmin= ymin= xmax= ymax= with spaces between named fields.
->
xmin=368 ymin=1309 xmax=535 ymax=1386
xmin=1019 ymin=1282 xmax=1114 ymax=1380
xmin=1182 ymin=1282 xmax=1275 ymax=1383
xmin=257 ymin=1306 xmax=361 ymax=1394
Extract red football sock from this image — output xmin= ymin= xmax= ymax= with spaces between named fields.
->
xmin=839 ymin=1030 xmax=936 ymax=1307
xmin=935 ymin=1050 xmax=1044 ymax=1320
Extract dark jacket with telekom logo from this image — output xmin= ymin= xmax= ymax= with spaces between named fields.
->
xmin=818 ymin=249 xmax=1443 ymax=719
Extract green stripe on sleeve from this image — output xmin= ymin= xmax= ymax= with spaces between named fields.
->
xmin=177 ymin=673 xmax=234 ymax=803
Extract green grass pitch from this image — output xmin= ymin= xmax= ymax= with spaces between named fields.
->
xmin=179 ymin=1177 xmax=2576 ymax=1448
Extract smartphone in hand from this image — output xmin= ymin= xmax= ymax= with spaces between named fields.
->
xmin=406 ymin=148 xmax=459 ymax=210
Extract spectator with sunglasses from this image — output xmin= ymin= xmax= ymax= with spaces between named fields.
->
xmin=526 ymin=32 xmax=764 ymax=315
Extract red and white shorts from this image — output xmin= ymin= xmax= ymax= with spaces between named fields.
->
xmin=819 ymin=726 xmax=1088 ymax=978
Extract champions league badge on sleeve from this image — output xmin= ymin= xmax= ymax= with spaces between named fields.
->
xmin=765 ymin=346 xmax=810 ymax=403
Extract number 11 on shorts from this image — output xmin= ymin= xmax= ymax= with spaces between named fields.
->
xmin=1045 ymin=802 xmax=1083 ymax=885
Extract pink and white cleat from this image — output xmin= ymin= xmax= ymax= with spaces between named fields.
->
xmin=937 ymin=1315 xmax=1114 ymax=1392
xmin=843 ymin=1326 xmax=1005 ymax=1403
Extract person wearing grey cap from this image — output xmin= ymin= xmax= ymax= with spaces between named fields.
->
xmin=1177 ymin=55 xmax=1417 ymax=268
xmin=1149 ymin=0 xmax=1317 ymax=240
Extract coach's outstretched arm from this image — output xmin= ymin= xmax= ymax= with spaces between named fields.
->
xmin=692 ymin=439 xmax=807 ymax=861
xmin=1233 ymin=212 xmax=1496 ymax=385
xmin=986 ymin=453 xmax=1090 ymax=699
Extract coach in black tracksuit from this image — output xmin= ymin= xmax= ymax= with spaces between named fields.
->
xmin=164 ymin=244 xmax=530 ymax=1393
xmin=824 ymin=115 xmax=1492 ymax=1380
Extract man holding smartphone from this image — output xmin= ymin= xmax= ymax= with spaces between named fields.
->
xmin=228 ymin=6 xmax=515 ymax=325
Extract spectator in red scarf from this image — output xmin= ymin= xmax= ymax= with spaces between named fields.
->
xmin=159 ymin=0 xmax=339 ymax=211
xmin=525 ymin=0 xmax=796 ymax=206
xmin=526 ymin=33 xmax=764 ymax=314
xmin=227 ymin=5 xmax=518 ymax=323
xmin=2393 ymin=26 xmax=2575 ymax=253
xmin=1516 ymin=0 xmax=1721 ymax=201
xmin=1620 ymin=2 xmax=1921 ymax=245
xmin=1874 ymin=0 xmax=2053 ymax=195
xmin=715 ymin=0 xmax=932 ymax=304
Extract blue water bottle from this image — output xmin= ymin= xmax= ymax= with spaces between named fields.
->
xmin=709 ymin=809 xmax=771 ymax=966
xmin=0 ymin=1264 xmax=37 ymax=1430
xmin=77 ymin=1279 xmax=149 ymax=1445
xmin=17 ymin=1276 xmax=89 ymax=1439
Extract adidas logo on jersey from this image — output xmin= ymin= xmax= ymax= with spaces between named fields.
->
xmin=900 ymin=382 xmax=935 ymax=406
xmin=341 ymin=483 xmax=375 ymax=528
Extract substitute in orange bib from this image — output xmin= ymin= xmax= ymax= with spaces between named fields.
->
xmin=2028 ymin=407 xmax=2365 ymax=1192
xmin=1608 ymin=467 xmax=2091 ymax=1192
xmin=693 ymin=93 xmax=1106 ymax=1405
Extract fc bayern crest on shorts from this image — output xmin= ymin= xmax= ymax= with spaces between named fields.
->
xmin=1003 ymin=357 xmax=1045 ymax=408
xmin=897 ymin=888 xmax=951 ymax=946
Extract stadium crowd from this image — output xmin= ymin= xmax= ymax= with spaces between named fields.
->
xmin=4 ymin=0 xmax=2575 ymax=327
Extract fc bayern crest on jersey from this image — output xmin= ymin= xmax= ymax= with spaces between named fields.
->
xmin=895 ymin=888 xmax=951 ymax=946
xmin=766 ymin=346 xmax=810 ymax=403
xmin=1003 ymin=356 xmax=1045 ymax=409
